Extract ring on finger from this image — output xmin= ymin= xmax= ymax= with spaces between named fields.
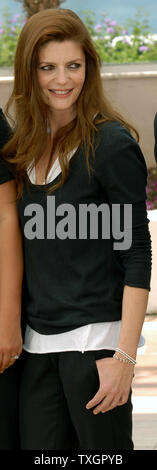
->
xmin=11 ymin=354 xmax=20 ymax=360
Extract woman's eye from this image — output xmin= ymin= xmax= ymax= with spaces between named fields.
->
xmin=40 ymin=65 xmax=55 ymax=71
xmin=69 ymin=63 xmax=81 ymax=69
xmin=39 ymin=63 xmax=81 ymax=71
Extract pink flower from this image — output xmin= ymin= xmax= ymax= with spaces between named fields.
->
xmin=10 ymin=13 xmax=21 ymax=23
xmin=94 ymin=24 xmax=102 ymax=31
xmin=139 ymin=45 xmax=149 ymax=52
xmin=146 ymin=201 xmax=154 ymax=210
xmin=106 ymin=27 xmax=115 ymax=34
xmin=104 ymin=18 xmax=111 ymax=25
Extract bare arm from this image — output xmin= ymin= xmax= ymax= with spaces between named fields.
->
xmin=0 ymin=180 xmax=23 ymax=372
xmin=117 ymin=285 xmax=148 ymax=356
xmin=86 ymin=285 xmax=149 ymax=414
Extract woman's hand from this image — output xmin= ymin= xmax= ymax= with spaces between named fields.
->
xmin=0 ymin=315 xmax=23 ymax=373
xmin=86 ymin=356 xmax=134 ymax=414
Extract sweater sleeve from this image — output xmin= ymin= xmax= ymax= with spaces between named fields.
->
xmin=94 ymin=121 xmax=152 ymax=291
xmin=0 ymin=108 xmax=14 ymax=184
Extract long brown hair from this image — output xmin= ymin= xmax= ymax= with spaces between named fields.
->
xmin=1 ymin=8 xmax=138 ymax=197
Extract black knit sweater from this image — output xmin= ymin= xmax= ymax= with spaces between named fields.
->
xmin=17 ymin=121 xmax=152 ymax=334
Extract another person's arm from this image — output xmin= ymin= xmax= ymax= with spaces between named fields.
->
xmin=0 ymin=179 xmax=23 ymax=373
xmin=0 ymin=109 xmax=23 ymax=372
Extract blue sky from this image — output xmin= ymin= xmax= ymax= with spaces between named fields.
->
xmin=0 ymin=0 xmax=157 ymax=32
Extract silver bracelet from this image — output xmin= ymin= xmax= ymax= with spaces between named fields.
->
xmin=113 ymin=353 xmax=135 ymax=365
xmin=115 ymin=348 xmax=136 ymax=365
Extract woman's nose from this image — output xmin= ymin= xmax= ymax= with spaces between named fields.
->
xmin=56 ymin=67 xmax=68 ymax=85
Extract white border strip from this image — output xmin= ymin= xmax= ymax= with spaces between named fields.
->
xmin=101 ymin=71 xmax=157 ymax=79
xmin=133 ymin=396 xmax=157 ymax=413
xmin=0 ymin=77 xmax=14 ymax=83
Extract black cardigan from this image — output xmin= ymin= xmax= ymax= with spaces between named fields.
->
xmin=18 ymin=121 xmax=152 ymax=335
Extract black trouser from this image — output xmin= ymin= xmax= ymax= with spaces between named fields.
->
xmin=0 ymin=360 xmax=21 ymax=450
xmin=19 ymin=349 xmax=133 ymax=450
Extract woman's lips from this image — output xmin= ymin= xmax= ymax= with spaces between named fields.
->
xmin=49 ymin=89 xmax=73 ymax=97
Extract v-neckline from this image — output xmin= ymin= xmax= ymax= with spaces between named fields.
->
xmin=35 ymin=156 xmax=59 ymax=185
xmin=27 ymin=146 xmax=78 ymax=186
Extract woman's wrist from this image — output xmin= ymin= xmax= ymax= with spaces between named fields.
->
xmin=115 ymin=347 xmax=136 ymax=364
xmin=113 ymin=347 xmax=137 ymax=366
xmin=113 ymin=352 xmax=136 ymax=366
xmin=116 ymin=340 xmax=138 ymax=361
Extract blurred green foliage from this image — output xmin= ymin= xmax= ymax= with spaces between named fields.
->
xmin=0 ymin=7 xmax=157 ymax=66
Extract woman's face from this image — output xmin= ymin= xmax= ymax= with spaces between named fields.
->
xmin=37 ymin=40 xmax=86 ymax=120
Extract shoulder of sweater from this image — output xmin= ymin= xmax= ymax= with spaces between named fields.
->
xmin=94 ymin=120 xmax=147 ymax=176
xmin=0 ymin=108 xmax=5 ymax=120
xmin=0 ymin=108 xmax=5 ymax=122
xmin=0 ymin=110 xmax=11 ymax=133
xmin=95 ymin=120 xmax=137 ymax=157
xmin=0 ymin=109 xmax=9 ymax=129
xmin=96 ymin=120 xmax=134 ymax=142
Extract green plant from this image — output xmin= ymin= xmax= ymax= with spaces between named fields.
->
xmin=0 ymin=7 xmax=157 ymax=67
xmin=0 ymin=9 xmax=25 ymax=66
xmin=125 ymin=7 xmax=151 ymax=37
xmin=82 ymin=8 xmax=157 ymax=64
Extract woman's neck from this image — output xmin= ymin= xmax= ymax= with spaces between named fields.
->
xmin=48 ymin=108 xmax=76 ymax=135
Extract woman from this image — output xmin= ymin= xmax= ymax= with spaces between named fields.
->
xmin=0 ymin=108 xmax=23 ymax=449
xmin=2 ymin=9 xmax=151 ymax=450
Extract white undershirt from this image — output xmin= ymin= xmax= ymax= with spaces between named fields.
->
xmin=23 ymin=151 xmax=144 ymax=354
